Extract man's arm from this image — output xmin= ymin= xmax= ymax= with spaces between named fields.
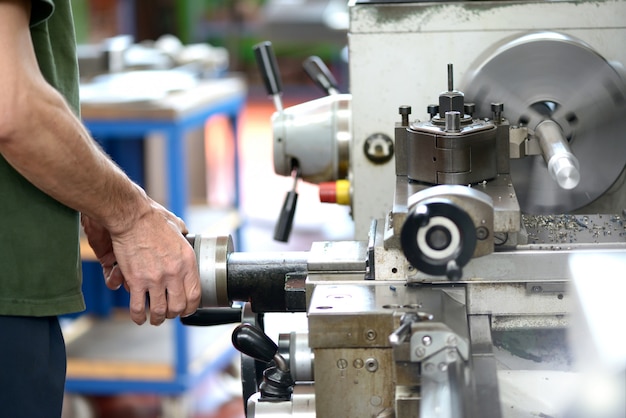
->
xmin=0 ymin=0 xmax=201 ymax=325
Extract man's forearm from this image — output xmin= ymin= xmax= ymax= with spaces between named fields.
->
xmin=0 ymin=0 xmax=152 ymax=234
xmin=0 ymin=84 xmax=151 ymax=234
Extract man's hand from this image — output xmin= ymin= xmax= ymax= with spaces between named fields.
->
xmin=1 ymin=0 xmax=201 ymax=326
xmin=81 ymin=202 xmax=201 ymax=325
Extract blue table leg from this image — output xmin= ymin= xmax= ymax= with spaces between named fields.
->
xmin=165 ymin=126 xmax=188 ymax=220
xmin=174 ymin=319 xmax=189 ymax=380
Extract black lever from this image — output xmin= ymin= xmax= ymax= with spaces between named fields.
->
xmin=273 ymin=166 xmax=300 ymax=242
xmin=253 ymin=41 xmax=299 ymax=242
xmin=180 ymin=307 xmax=242 ymax=326
xmin=232 ymin=323 xmax=294 ymax=401
xmin=303 ymin=56 xmax=340 ymax=95
xmin=232 ymin=323 xmax=279 ymax=365
xmin=253 ymin=41 xmax=284 ymax=112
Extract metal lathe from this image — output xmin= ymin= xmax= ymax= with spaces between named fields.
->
xmin=184 ymin=1 xmax=626 ymax=417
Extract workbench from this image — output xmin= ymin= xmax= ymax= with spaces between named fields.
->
xmin=65 ymin=74 xmax=247 ymax=412
xmin=80 ymin=74 xmax=247 ymax=219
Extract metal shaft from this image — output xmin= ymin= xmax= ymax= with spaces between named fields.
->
xmin=535 ymin=119 xmax=580 ymax=190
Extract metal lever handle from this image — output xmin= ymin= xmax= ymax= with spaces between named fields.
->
xmin=232 ymin=323 xmax=290 ymax=374
xmin=232 ymin=323 xmax=278 ymax=364
xmin=389 ymin=311 xmax=434 ymax=345
xmin=274 ymin=167 xmax=300 ymax=242
xmin=253 ymin=41 xmax=284 ymax=112
xmin=303 ymin=56 xmax=340 ymax=95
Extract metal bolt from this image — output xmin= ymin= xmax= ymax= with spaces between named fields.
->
xmin=424 ymin=362 xmax=435 ymax=373
xmin=427 ymin=104 xmax=439 ymax=119
xmin=366 ymin=329 xmax=377 ymax=341
xmin=337 ymin=359 xmax=348 ymax=369
xmin=353 ymin=358 xmax=364 ymax=369
xmin=491 ymin=102 xmax=504 ymax=122
xmin=446 ymin=335 xmax=458 ymax=347
xmin=365 ymin=358 xmax=379 ymax=372
xmin=399 ymin=105 xmax=412 ymax=126
xmin=445 ymin=111 xmax=461 ymax=133
xmin=415 ymin=347 xmax=426 ymax=358
xmin=422 ymin=335 xmax=432 ymax=346
xmin=476 ymin=226 xmax=489 ymax=240
xmin=532 ymin=285 xmax=543 ymax=293
xmin=438 ymin=362 xmax=448 ymax=372
xmin=364 ymin=133 xmax=394 ymax=164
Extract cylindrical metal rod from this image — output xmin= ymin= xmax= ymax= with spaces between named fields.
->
xmin=226 ymin=251 xmax=309 ymax=312
xmin=535 ymin=119 xmax=580 ymax=190
xmin=193 ymin=235 xmax=309 ymax=312
xmin=445 ymin=111 xmax=461 ymax=133
xmin=447 ymin=63 xmax=454 ymax=91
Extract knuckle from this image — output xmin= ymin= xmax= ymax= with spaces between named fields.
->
xmin=168 ymin=301 xmax=186 ymax=315
xmin=151 ymin=305 xmax=167 ymax=317
xmin=189 ymin=285 xmax=202 ymax=304
xmin=129 ymin=302 xmax=145 ymax=316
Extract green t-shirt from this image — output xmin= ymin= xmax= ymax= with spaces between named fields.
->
xmin=0 ymin=0 xmax=85 ymax=316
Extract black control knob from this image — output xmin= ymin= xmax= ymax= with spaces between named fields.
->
xmin=232 ymin=323 xmax=294 ymax=401
xmin=273 ymin=167 xmax=300 ymax=243
xmin=400 ymin=199 xmax=476 ymax=280
xmin=232 ymin=323 xmax=278 ymax=364
xmin=253 ymin=41 xmax=283 ymax=97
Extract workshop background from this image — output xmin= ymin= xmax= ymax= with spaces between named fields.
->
xmin=62 ymin=1 xmax=350 ymax=417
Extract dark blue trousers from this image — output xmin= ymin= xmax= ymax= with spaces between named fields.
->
xmin=0 ymin=316 xmax=66 ymax=418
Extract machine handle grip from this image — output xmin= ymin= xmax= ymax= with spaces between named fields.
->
xmin=232 ymin=323 xmax=278 ymax=364
xmin=253 ymin=41 xmax=283 ymax=97
xmin=180 ymin=307 xmax=242 ymax=326
xmin=303 ymin=56 xmax=340 ymax=95
xmin=273 ymin=190 xmax=298 ymax=242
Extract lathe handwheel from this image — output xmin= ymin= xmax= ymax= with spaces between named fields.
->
xmin=401 ymin=200 xmax=476 ymax=280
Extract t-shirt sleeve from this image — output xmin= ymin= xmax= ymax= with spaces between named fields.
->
xmin=30 ymin=0 xmax=55 ymax=27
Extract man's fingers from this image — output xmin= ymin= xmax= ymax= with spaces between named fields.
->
xmin=182 ymin=274 xmax=201 ymax=317
xmin=146 ymin=289 xmax=168 ymax=326
xmin=104 ymin=264 xmax=124 ymax=290
xmin=128 ymin=290 xmax=148 ymax=325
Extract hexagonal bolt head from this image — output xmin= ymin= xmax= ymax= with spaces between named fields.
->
xmin=439 ymin=91 xmax=464 ymax=116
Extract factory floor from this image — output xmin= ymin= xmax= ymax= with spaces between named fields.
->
xmin=62 ymin=92 xmax=352 ymax=418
